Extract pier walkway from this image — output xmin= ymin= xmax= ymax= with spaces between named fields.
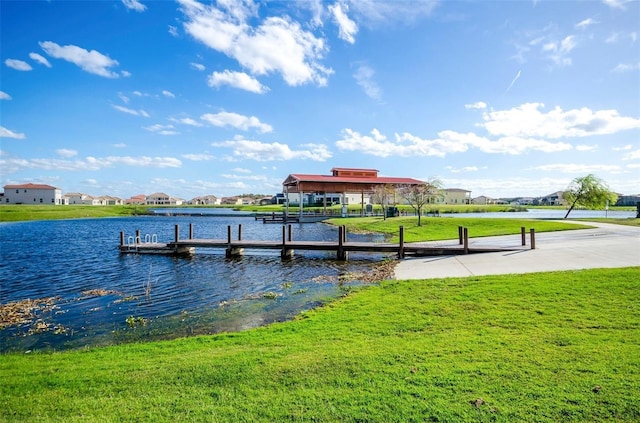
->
xmin=119 ymin=224 xmax=534 ymax=261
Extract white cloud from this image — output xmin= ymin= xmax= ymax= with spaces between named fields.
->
xmin=143 ymin=124 xmax=179 ymax=135
xmin=0 ymin=155 xmax=181 ymax=173
xmin=208 ymin=70 xmax=269 ymax=93
xmin=602 ymin=0 xmax=632 ymax=9
xmin=532 ymin=163 xmax=621 ymax=173
xmin=112 ymin=143 xmax=127 ymax=148
xmin=56 ymin=149 xmax=78 ymax=158
xmin=122 ymin=0 xmax=146 ymax=12
xmin=212 ymin=137 xmax=332 ymax=161
xmin=162 ymin=90 xmax=176 ymax=98
xmin=353 ymin=63 xmax=382 ymax=101
xmin=29 ymin=52 xmax=52 ymax=67
xmin=505 ymin=70 xmax=521 ymax=93
xmin=336 ymin=128 xmax=572 ymax=158
xmin=0 ymin=91 xmax=12 ymax=100
xmin=446 ymin=166 xmax=486 ymax=173
xmin=1 ymin=126 xmax=26 ymax=139
xmin=182 ymin=153 xmax=215 ymax=161
xmin=329 ymin=2 xmax=358 ymax=44
xmin=623 ymin=149 xmax=640 ymax=160
xmin=39 ymin=41 xmax=122 ymax=78
xmin=480 ymin=103 xmax=640 ymax=139
xmin=611 ymin=62 xmax=640 ymax=72
xmin=575 ymin=18 xmax=597 ymax=29
xmin=121 ymin=70 xmax=132 ymax=78
xmin=118 ymin=92 xmax=130 ymax=104
xmin=169 ymin=25 xmax=179 ymax=37
xmin=576 ymin=144 xmax=598 ymax=151
xmin=190 ymin=62 xmax=205 ymax=71
xmin=201 ymin=112 xmax=273 ymax=133
xmin=171 ymin=117 xmax=204 ymax=127
xmin=545 ymin=35 xmax=577 ymax=66
xmin=112 ymin=105 xmax=150 ymax=117
xmin=465 ymin=101 xmax=487 ymax=110
xmin=179 ymin=0 xmax=333 ymax=86
xmin=5 ymin=59 xmax=32 ymax=71
xmin=346 ymin=0 xmax=438 ymax=24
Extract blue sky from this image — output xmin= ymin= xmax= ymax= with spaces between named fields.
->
xmin=1 ymin=0 xmax=638 ymax=200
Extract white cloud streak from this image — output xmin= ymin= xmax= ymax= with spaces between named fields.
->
xmin=4 ymin=59 xmax=32 ymax=71
xmin=208 ymin=70 xmax=269 ymax=93
xmin=0 ymin=91 xmax=12 ymax=100
xmin=212 ymin=137 xmax=332 ymax=161
xmin=1 ymin=126 xmax=26 ymax=139
xmin=329 ymin=2 xmax=358 ymax=44
xmin=112 ymin=105 xmax=150 ymax=117
xmin=201 ymin=112 xmax=273 ymax=133
xmin=39 ymin=41 xmax=122 ymax=78
xmin=353 ymin=63 xmax=382 ymax=101
xmin=122 ymin=0 xmax=146 ymax=12
xmin=29 ymin=52 xmax=52 ymax=67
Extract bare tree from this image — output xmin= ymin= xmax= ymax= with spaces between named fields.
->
xmin=398 ymin=178 xmax=443 ymax=226
xmin=562 ymin=174 xmax=618 ymax=218
xmin=370 ymin=184 xmax=396 ymax=220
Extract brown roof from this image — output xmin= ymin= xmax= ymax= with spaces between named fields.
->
xmin=285 ymin=174 xmax=423 ymax=185
xmin=4 ymin=183 xmax=58 ymax=190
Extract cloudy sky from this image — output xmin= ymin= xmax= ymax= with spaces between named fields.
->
xmin=1 ymin=0 xmax=638 ymax=200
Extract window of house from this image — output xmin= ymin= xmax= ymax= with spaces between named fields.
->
xmin=16 ymin=190 xmax=19 ymax=194
xmin=40 ymin=198 xmax=43 ymax=203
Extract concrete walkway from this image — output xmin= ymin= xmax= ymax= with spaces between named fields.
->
xmin=393 ymin=221 xmax=640 ymax=280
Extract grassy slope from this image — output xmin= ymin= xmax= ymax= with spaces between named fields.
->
xmin=1 ymin=267 xmax=639 ymax=422
xmin=328 ymin=216 xmax=595 ymax=243
xmin=0 ymin=205 xmax=149 ymax=222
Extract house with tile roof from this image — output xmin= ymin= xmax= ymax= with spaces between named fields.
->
xmin=3 ymin=183 xmax=66 ymax=205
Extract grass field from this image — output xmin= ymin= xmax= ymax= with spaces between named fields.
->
xmin=1 ymin=267 xmax=639 ymax=422
xmin=328 ymin=216 xmax=595 ymax=243
xmin=0 ymin=205 xmax=149 ymax=222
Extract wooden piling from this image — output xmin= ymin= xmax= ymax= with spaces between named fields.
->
xmin=463 ymin=227 xmax=469 ymax=254
xmin=398 ymin=225 xmax=405 ymax=259
xmin=189 ymin=223 xmax=194 ymax=240
xmin=521 ymin=227 xmax=526 ymax=246
xmin=458 ymin=226 xmax=463 ymax=245
xmin=174 ymin=225 xmax=180 ymax=243
xmin=238 ymin=224 xmax=242 ymax=241
xmin=136 ymin=230 xmax=141 ymax=244
xmin=281 ymin=224 xmax=293 ymax=259
xmin=530 ymin=228 xmax=536 ymax=250
xmin=120 ymin=231 xmax=125 ymax=247
xmin=337 ymin=225 xmax=347 ymax=260
xmin=288 ymin=224 xmax=292 ymax=242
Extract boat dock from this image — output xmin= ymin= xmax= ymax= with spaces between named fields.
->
xmin=119 ymin=224 xmax=536 ymax=261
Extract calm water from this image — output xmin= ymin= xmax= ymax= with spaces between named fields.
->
xmin=0 ymin=215 xmax=386 ymax=352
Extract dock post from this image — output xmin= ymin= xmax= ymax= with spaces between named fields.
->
xmin=189 ymin=223 xmax=194 ymax=240
xmin=136 ymin=230 xmax=141 ymax=244
xmin=458 ymin=226 xmax=463 ymax=245
xmin=174 ymin=225 xmax=180 ymax=243
xmin=281 ymin=225 xmax=294 ymax=259
xmin=120 ymin=231 xmax=125 ymax=247
xmin=226 ymin=225 xmax=244 ymax=258
xmin=463 ymin=227 xmax=469 ymax=254
xmin=238 ymin=224 xmax=242 ymax=241
xmin=530 ymin=228 xmax=536 ymax=250
xmin=398 ymin=225 xmax=405 ymax=259
xmin=337 ymin=225 xmax=347 ymax=260
xmin=288 ymin=224 xmax=292 ymax=242
xmin=342 ymin=225 xmax=347 ymax=243
xmin=521 ymin=227 xmax=526 ymax=246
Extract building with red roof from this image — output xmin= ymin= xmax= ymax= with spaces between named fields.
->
xmin=3 ymin=183 xmax=66 ymax=205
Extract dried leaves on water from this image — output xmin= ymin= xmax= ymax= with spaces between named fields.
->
xmin=0 ymin=297 xmax=60 ymax=330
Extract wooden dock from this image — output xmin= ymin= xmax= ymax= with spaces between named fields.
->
xmin=119 ymin=224 xmax=535 ymax=261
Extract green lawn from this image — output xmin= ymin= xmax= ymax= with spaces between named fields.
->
xmin=2 ymin=267 xmax=639 ymax=422
xmin=328 ymin=216 xmax=595 ymax=243
xmin=0 ymin=205 xmax=149 ymax=222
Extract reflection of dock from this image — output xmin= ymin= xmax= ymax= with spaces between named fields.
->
xmin=119 ymin=224 xmax=535 ymax=261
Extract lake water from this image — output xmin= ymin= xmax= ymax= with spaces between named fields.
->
xmin=0 ymin=215 xmax=386 ymax=353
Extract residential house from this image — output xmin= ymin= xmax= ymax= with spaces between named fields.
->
xmin=97 ymin=195 xmax=123 ymax=205
xmin=471 ymin=195 xmax=496 ymax=205
xmin=65 ymin=192 xmax=100 ymax=205
xmin=125 ymin=194 xmax=147 ymax=205
xmin=442 ymin=188 xmax=471 ymax=205
xmin=145 ymin=192 xmax=183 ymax=206
xmin=539 ymin=191 xmax=566 ymax=206
xmin=3 ymin=183 xmax=66 ymax=205
xmin=189 ymin=195 xmax=219 ymax=205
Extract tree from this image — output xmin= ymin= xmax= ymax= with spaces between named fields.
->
xmin=562 ymin=174 xmax=618 ymax=218
xmin=398 ymin=178 xmax=443 ymax=226
xmin=370 ymin=184 xmax=396 ymax=220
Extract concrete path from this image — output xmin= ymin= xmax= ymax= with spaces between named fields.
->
xmin=394 ymin=221 xmax=640 ymax=280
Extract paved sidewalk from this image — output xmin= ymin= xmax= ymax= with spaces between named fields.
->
xmin=393 ymin=221 xmax=640 ymax=280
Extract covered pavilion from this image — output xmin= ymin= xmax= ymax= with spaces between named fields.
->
xmin=282 ymin=167 xmax=424 ymax=218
